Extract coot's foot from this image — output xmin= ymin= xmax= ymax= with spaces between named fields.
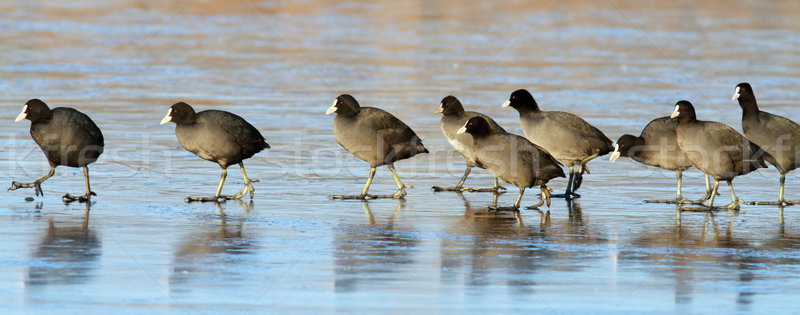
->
xmin=463 ymin=186 xmax=506 ymax=193
xmin=63 ymin=191 xmax=96 ymax=203
xmin=367 ymin=188 xmax=407 ymax=199
xmin=645 ymin=197 xmax=695 ymax=204
xmin=551 ymin=193 xmax=580 ymax=199
xmin=714 ymin=202 xmax=741 ymax=211
xmin=432 ymin=185 xmax=506 ymax=193
xmin=488 ymin=205 xmax=519 ymax=212
xmin=186 ymin=195 xmax=227 ymax=203
xmin=747 ymin=200 xmax=796 ymax=207
xmin=234 ymin=178 xmax=259 ymax=199
xmin=330 ymin=194 xmax=368 ymax=200
xmin=8 ymin=181 xmax=44 ymax=197
xmin=432 ymin=185 xmax=462 ymax=192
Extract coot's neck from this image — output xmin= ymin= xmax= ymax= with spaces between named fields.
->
xmin=443 ymin=102 xmax=464 ymax=116
xmin=629 ymin=137 xmax=646 ymax=157
xmin=737 ymin=94 xmax=760 ymax=121
xmin=516 ymin=98 xmax=541 ymax=116
xmin=677 ymin=111 xmax=697 ymax=125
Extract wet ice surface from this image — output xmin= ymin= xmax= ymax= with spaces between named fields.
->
xmin=2 ymin=0 xmax=800 ymax=313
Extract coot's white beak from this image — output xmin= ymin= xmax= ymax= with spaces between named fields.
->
xmin=160 ymin=108 xmax=172 ymax=125
xmin=434 ymin=103 xmax=443 ymax=114
xmin=325 ymin=99 xmax=337 ymax=115
xmin=670 ymin=105 xmax=680 ymax=119
xmin=14 ymin=105 xmax=27 ymax=122
xmin=609 ymin=144 xmax=621 ymax=162
xmin=731 ymin=86 xmax=740 ymax=101
xmin=501 ymin=100 xmax=511 ymax=108
xmin=457 ymin=126 xmax=467 ymax=134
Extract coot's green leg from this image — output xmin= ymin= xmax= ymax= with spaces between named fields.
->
xmin=749 ymin=174 xmax=796 ymax=206
xmin=433 ymin=166 xmax=507 ymax=193
xmin=432 ymin=166 xmax=471 ymax=192
xmin=225 ymin=162 xmax=259 ymax=200
xmin=491 ymin=188 xmax=523 ymax=211
xmin=717 ymin=180 xmax=745 ymax=210
xmin=187 ymin=167 xmax=228 ymax=202
xmin=9 ymin=165 xmax=55 ymax=197
xmin=330 ymin=167 xmax=375 ymax=200
xmin=552 ymin=166 xmax=575 ymax=198
xmin=525 ymin=185 xmax=552 ymax=209
xmin=63 ymin=166 xmax=97 ymax=203
xmin=368 ymin=164 xmax=409 ymax=199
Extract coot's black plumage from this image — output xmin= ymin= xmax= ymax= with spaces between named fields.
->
xmin=10 ymin=99 xmax=104 ymax=202
xmin=458 ymin=116 xmax=565 ymax=210
xmin=609 ymin=116 xmax=715 ymax=203
xmin=327 ymin=94 xmax=428 ymax=199
xmin=433 ymin=95 xmax=507 ymax=192
xmin=502 ymin=89 xmax=612 ymax=198
xmin=733 ymin=82 xmax=800 ymax=205
xmin=161 ymin=102 xmax=269 ymax=202
xmin=671 ymin=100 xmax=774 ymax=210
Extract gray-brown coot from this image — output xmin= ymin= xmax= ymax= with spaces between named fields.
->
xmin=671 ymin=100 xmax=775 ymax=210
xmin=502 ymin=89 xmax=612 ymax=199
xmin=458 ymin=116 xmax=565 ymax=210
xmin=326 ymin=94 xmax=428 ymax=200
xmin=433 ymin=95 xmax=507 ymax=192
xmin=10 ymin=99 xmax=104 ymax=202
xmin=733 ymin=82 xmax=800 ymax=206
xmin=609 ymin=116 xmax=716 ymax=204
xmin=161 ymin=102 xmax=269 ymax=202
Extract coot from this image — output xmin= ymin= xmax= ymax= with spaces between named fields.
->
xmin=326 ymin=94 xmax=428 ymax=199
xmin=502 ymin=89 xmax=612 ymax=198
xmin=458 ymin=116 xmax=565 ymax=210
xmin=733 ymin=82 xmax=800 ymax=206
xmin=609 ymin=116 xmax=715 ymax=203
xmin=671 ymin=100 xmax=774 ymax=210
xmin=161 ymin=102 xmax=269 ymax=202
xmin=433 ymin=95 xmax=507 ymax=192
xmin=9 ymin=99 xmax=104 ymax=202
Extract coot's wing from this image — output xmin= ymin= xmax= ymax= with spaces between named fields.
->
xmin=518 ymin=136 xmax=565 ymax=180
xmin=543 ymin=111 xmax=613 ymax=156
xmin=703 ymin=121 xmax=768 ymax=170
xmin=360 ymin=107 xmax=427 ymax=153
xmin=72 ymin=110 xmax=105 ymax=147
xmin=205 ymin=110 xmax=270 ymax=154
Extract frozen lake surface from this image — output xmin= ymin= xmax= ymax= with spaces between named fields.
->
xmin=2 ymin=0 xmax=800 ymax=313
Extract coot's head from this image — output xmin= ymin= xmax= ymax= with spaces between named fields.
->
xmin=326 ymin=94 xmax=361 ymax=117
xmin=457 ymin=116 xmax=491 ymax=138
xmin=160 ymin=102 xmax=197 ymax=125
xmin=609 ymin=134 xmax=638 ymax=162
xmin=670 ymin=100 xmax=697 ymax=123
xmin=434 ymin=95 xmax=464 ymax=115
xmin=502 ymin=89 xmax=539 ymax=112
xmin=732 ymin=82 xmax=757 ymax=107
xmin=15 ymin=99 xmax=52 ymax=123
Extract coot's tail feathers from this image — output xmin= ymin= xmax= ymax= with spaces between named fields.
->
xmin=416 ymin=140 xmax=429 ymax=155
xmin=753 ymin=142 xmax=783 ymax=173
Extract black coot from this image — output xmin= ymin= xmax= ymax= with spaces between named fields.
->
xmin=609 ymin=116 xmax=715 ymax=204
xmin=502 ymin=89 xmax=612 ymax=198
xmin=327 ymin=94 xmax=428 ymax=199
xmin=733 ymin=82 xmax=800 ymax=206
xmin=671 ymin=100 xmax=774 ymax=210
xmin=433 ymin=95 xmax=507 ymax=192
xmin=458 ymin=116 xmax=565 ymax=210
xmin=10 ymin=99 xmax=104 ymax=202
xmin=161 ymin=102 xmax=269 ymax=202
